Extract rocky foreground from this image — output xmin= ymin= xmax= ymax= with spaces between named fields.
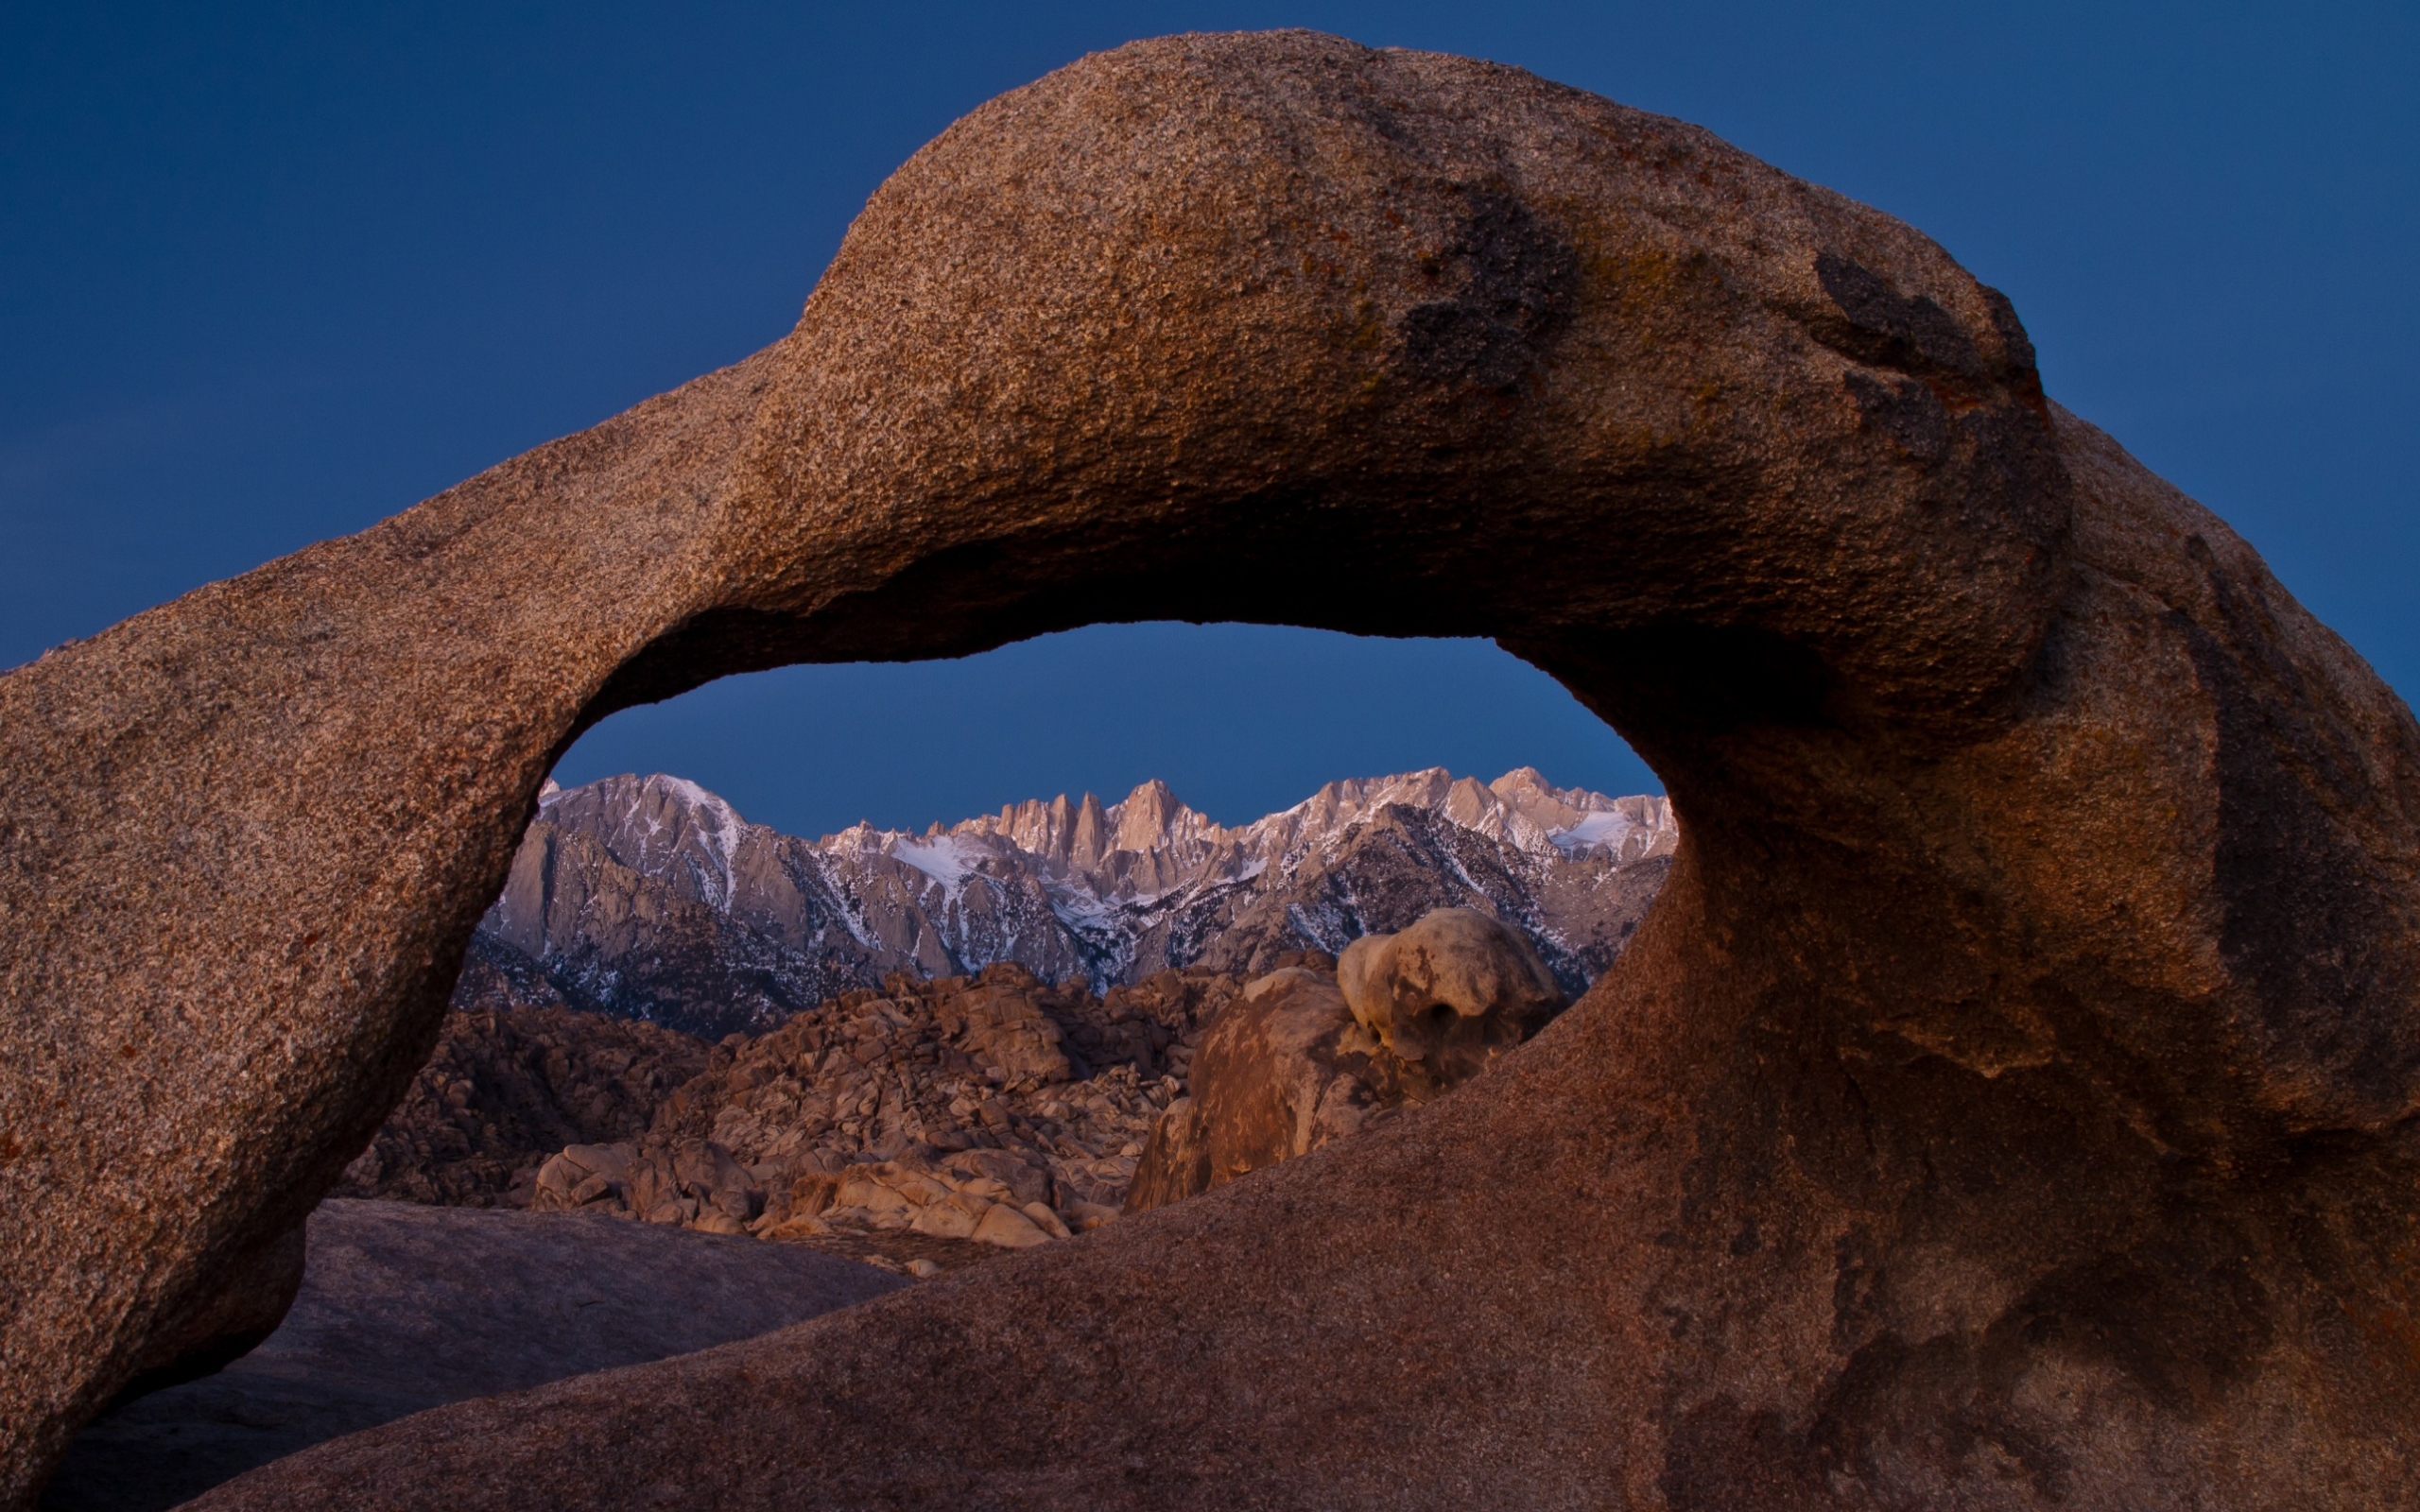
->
xmin=332 ymin=938 xmax=710 ymax=1208
xmin=343 ymin=955 xmax=1259 ymax=1270
xmin=40 ymin=1202 xmax=902 ymax=1512
xmin=55 ymin=909 xmax=1562 ymax=1508
xmin=344 ymin=909 xmax=1572 ymax=1277
xmin=529 ymin=957 xmax=1253 ymax=1266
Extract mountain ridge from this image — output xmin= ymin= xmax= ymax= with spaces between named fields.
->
xmin=473 ymin=766 xmax=1676 ymax=1038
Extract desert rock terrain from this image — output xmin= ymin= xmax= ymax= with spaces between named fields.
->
xmin=329 ymin=940 xmax=711 ymax=1207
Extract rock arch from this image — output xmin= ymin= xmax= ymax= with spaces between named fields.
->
xmin=6 ymin=30 xmax=2417 ymax=1510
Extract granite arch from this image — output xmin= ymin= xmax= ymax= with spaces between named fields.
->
xmin=6 ymin=30 xmax=2418 ymax=1509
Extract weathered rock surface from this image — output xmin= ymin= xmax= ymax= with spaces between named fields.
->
xmin=9 ymin=28 xmax=2420 ymax=1511
xmin=532 ymin=959 xmax=1237 ymax=1245
xmin=39 ymin=1199 xmax=903 ymax=1512
xmin=480 ymin=765 xmax=1669 ymax=1037
xmin=1131 ymin=913 xmax=1559 ymax=1211
xmin=331 ymin=955 xmax=1252 ymax=1263
xmin=1126 ymin=971 xmax=1392 ymax=1208
xmin=1338 ymin=906 xmax=1563 ymax=1078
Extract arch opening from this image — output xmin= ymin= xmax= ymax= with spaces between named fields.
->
xmin=551 ymin=622 xmax=1661 ymax=839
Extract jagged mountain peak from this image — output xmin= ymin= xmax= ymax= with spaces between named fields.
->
xmin=536 ymin=770 xmax=753 ymax=910
xmin=1106 ymin=777 xmax=1201 ymax=854
xmin=482 ymin=765 xmax=1677 ymax=1036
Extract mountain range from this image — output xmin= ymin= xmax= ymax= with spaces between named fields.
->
xmin=469 ymin=766 xmax=1678 ymax=1039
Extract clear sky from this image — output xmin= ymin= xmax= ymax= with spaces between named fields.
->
xmin=6 ymin=3 xmax=2412 ymax=836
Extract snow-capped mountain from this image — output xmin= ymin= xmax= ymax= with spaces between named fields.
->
xmin=473 ymin=766 xmax=1677 ymax=1038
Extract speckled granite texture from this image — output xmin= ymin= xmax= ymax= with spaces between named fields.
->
xmin=7 ymin=29 xmax=2417 ymax=1510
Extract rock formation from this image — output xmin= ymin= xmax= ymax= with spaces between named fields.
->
xmin=40 ymin=1199 xmax=903 ymax=1511
xmin=330 ymin=954 xmax=1258 ymax=1268
xmin=330 ymin=939 xmax=712 ymax=1207
xmin=524 ymin=959 xmax=1237 ymax=1246
xmin=7 ymin=28 xmax=2419 ymax=1510
xmin=1126 ymin=970 xmax=1381 ymax=1210
xmin=477 ymin=765 xmax=1670 ymax=1036
xmin=1337 ymin=906 xmax=1563 ymax=1079
xmin=1130 ymin=910 xmax=1562 ymax=1211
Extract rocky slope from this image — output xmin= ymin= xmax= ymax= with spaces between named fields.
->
xmin=526 ymin=958 xmax=1257 ymax=1251
xmin=345 ymin=952 xmax=1269 ymax=1260
xmin=475 ymin=765 xmax=1673 ymax=1038
xmin=1132 ymin=911 xmax=1562 ymax=1213
xmin=330 ymin=939 xmax=712 ymax=1208
xmin=367 ymin=921 xmax=1555 ymax=1272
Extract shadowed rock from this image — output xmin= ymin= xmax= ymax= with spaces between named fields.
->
xmin=38 ymin=1200 xmax=903 ymax=1511
xmin=6 ymin=28 xmax=2419 ymax=1511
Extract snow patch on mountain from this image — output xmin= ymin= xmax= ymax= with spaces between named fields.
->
xmin=477 ymin=766 xmax=1677 ymax=1036
xmin=890 ymin=833 xmax=980 ymax=887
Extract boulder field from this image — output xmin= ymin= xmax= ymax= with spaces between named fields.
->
xmin=7 ymin=28 xmax=2419 ymax=1511
xmin=331 ymin=926 xmax=1530 ymax=1263
xmin=331 ymin=941 xmax=712 ymax=1208
xmin=524 ymin=958 xmax=1243 ymax=1255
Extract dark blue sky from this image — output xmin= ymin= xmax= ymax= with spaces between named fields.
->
xmin=6 ymin=4 xmax=2413 ymax=836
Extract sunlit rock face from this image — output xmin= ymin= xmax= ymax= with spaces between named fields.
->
xmin=1129 ymin=908 xmax=1565 ymax=1213
xmin=9 ymin=28 xmax=2420 ymax=1512
xmin=474 ymin=767 xmax=1674 ymax=1037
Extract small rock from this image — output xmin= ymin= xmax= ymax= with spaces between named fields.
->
xmin=1058 ymin=1200 xmax=1119 ymax=1232
xmin=908 ymin=1197 xmax=985 ymax=1241
xmin=973 ymin=1203 xmax=1050 ymax=1249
